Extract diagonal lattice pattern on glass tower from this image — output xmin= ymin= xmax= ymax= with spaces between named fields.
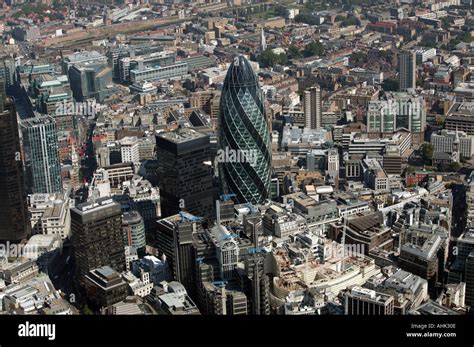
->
xmin=218 ymin=55 xmax=272 ymax=204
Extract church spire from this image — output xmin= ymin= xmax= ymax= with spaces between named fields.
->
xmin=261 ymin=28 xmax=267 ymax=51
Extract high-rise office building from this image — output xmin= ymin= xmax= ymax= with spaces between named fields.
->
xmin=156 ymin=215 xmax=196 ymax=296
xmin=0 ymin=81 xmax=29 ymax=242
xmin=209 ymin=225 xmax=239 ymax=280
xmin=69 ymin=62 xmax=113 ymax=103
xmin=327 ymin=149 xmax=339 ymax=177
xmin=20 ymin=115 xmax=62 ymax=194
xmin=72 ymin=198 xmax=126 ymax=286
xmin=366 ymin=92 xmax=426 ymax=145
xmin=0 ymin=59 xmax=16 ymax=91
xmin=304 ymin=85 xmax=322 ymax=129
xmin=226 ymin=291 xmax=248 ymax=315
xmin=236 ymin=253 xmax=270 ymax=315
xmin=122 ymin=211 xmax=146 ymax=251
xmin=465 ymin=251 xmax=474 ymax=307
xmin=218 ymin=55 xmax=272 ymax=204
xmin=448 ymin=230 xmax=474 ymax=286
xmin=156 ymin=128 xmax=214 ymax=219
xmin=399 ymin=51 xmax=416 ymax=92
xmin=62 ymin=51 xmax=107 ymax=74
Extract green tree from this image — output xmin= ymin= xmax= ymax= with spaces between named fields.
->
xmin=295 ymin=13 xmax=320 ymax=26
xmin=349 ymin=51 xmax=367 ymax=65
xmin=288 ymin=45 xmax=302 ymax=59
xmin=441 ymin=16 xmax=451 ymax=30
xmin=52 ymin=0 xmax=62 ymax=9
xmin=303 ymin=41 xmax=324 ymax=58
xmin=259 ymin=48 xmax=278 ymax=67
xmin=458 ymin=31 xmax=474 ymax=43
xmin=341 ymin=17 xmax=358 ymax=27
xmin=322 ymin=141 xmax=334 ymax=149
xmin=449 ymin=161 xmax=462 ymax=172
xmin=449 ymin=161 xmax=461 ymax=172
xmin=421 ymin=143 xmax=434 ymax=165
xmin=436 ymin=117 xmax=445 ymax=127
xmin=274 ymin=5 xmax=287 ymax=17
xmin=278 ymin=53 xmax=288 ymax=65
xmin=259 ymin=48 xmax=287 ymax=68
xmin=82 ymin=304 xmax=94 ymax=315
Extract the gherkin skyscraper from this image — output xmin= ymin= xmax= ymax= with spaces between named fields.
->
xmin=218 ymin=55 xmax=272 ymax=204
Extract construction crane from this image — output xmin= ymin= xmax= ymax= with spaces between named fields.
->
xmin=179 ymin=211 xmax=203 ymax=223
xmin=212 ymin=280 xmax=228 ymax=287
xmin=196 ymin=257 xmax=204 ymax=265
xmin=248 ymin=246 xmax=263 ymax=255
xmin=220 ymin=193 xmax=236 ymax=202
xmin=244 ymin=203 xmax=257 ymax=214
xmin=222 ymin=233 xmax=237 ymax=240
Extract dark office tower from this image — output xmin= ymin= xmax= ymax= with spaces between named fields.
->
xmin=399 ymin=50 xmax=416 ymax=92
xmin=465 ymin=251 xmax=474 ymax=307
xmin=156 ymin=215 xmax=196 ymax=297
xmin=195 ymin=262 xmax=215 ymax=313
xmin=0 ymin=81 xmax=29 ymax=242
xmin=71 ymin=198 xmax=126 ymax=287
xmin=0 ymin=59 xmax=16 ymax=91
xmin=243 ymin=214 xmax=263 ymax=248
xmin=216 ymin=198 xmax=235 ymax=224
xmin=156 ymin=128 xmax=214 ymax=219
xmin=218 ymin=55 xmax=272 ymax=204
xmin=226 ymin=291 xmax=248 ymax=315
xmin=84 ymin=266 xmax=128 ymax=310
xmin=304 ymin=85 xmax=322 ymax=129
xmin=20 ymin=115 xmax=62 ymax=194
xmin=237 ymin=253 xmax=270 ymax=315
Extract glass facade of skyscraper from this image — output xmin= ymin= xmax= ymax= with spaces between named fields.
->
xmin=218 ymin=55 xmax=272 ymax=204
xmin=21 ymin=115 xmax=63 ymax=194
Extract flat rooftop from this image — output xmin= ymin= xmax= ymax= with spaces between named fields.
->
xmin=20 ymin=115 xmax=56 ymax=128
xmin=65 ymin=51 xmax=105 ymax=62
xmin=73 ymin=197 xmax=118 ymax=214
xmin=449 ymin=102 xmax=474 ymax=117
xmin=157 ymin=128 xmax=207 ymax=144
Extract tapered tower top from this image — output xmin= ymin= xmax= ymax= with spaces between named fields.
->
xmin=223 ymin=55 xmax=259 ymax=88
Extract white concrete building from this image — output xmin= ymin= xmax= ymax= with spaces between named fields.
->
xmin=327 ymin=149 xmax=339 ymax=176
xmin=27 ymin=193 xmax=71 ymax=239
xmin=120 ymin=136 xmax=140 ymax=164
xmin=431 ymin=129 xmax=474 ymax=158
xmin=415 ymin=48 xmax=436 ymax=64
xmin=122 ymin=271 xmax=153 ymax=298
